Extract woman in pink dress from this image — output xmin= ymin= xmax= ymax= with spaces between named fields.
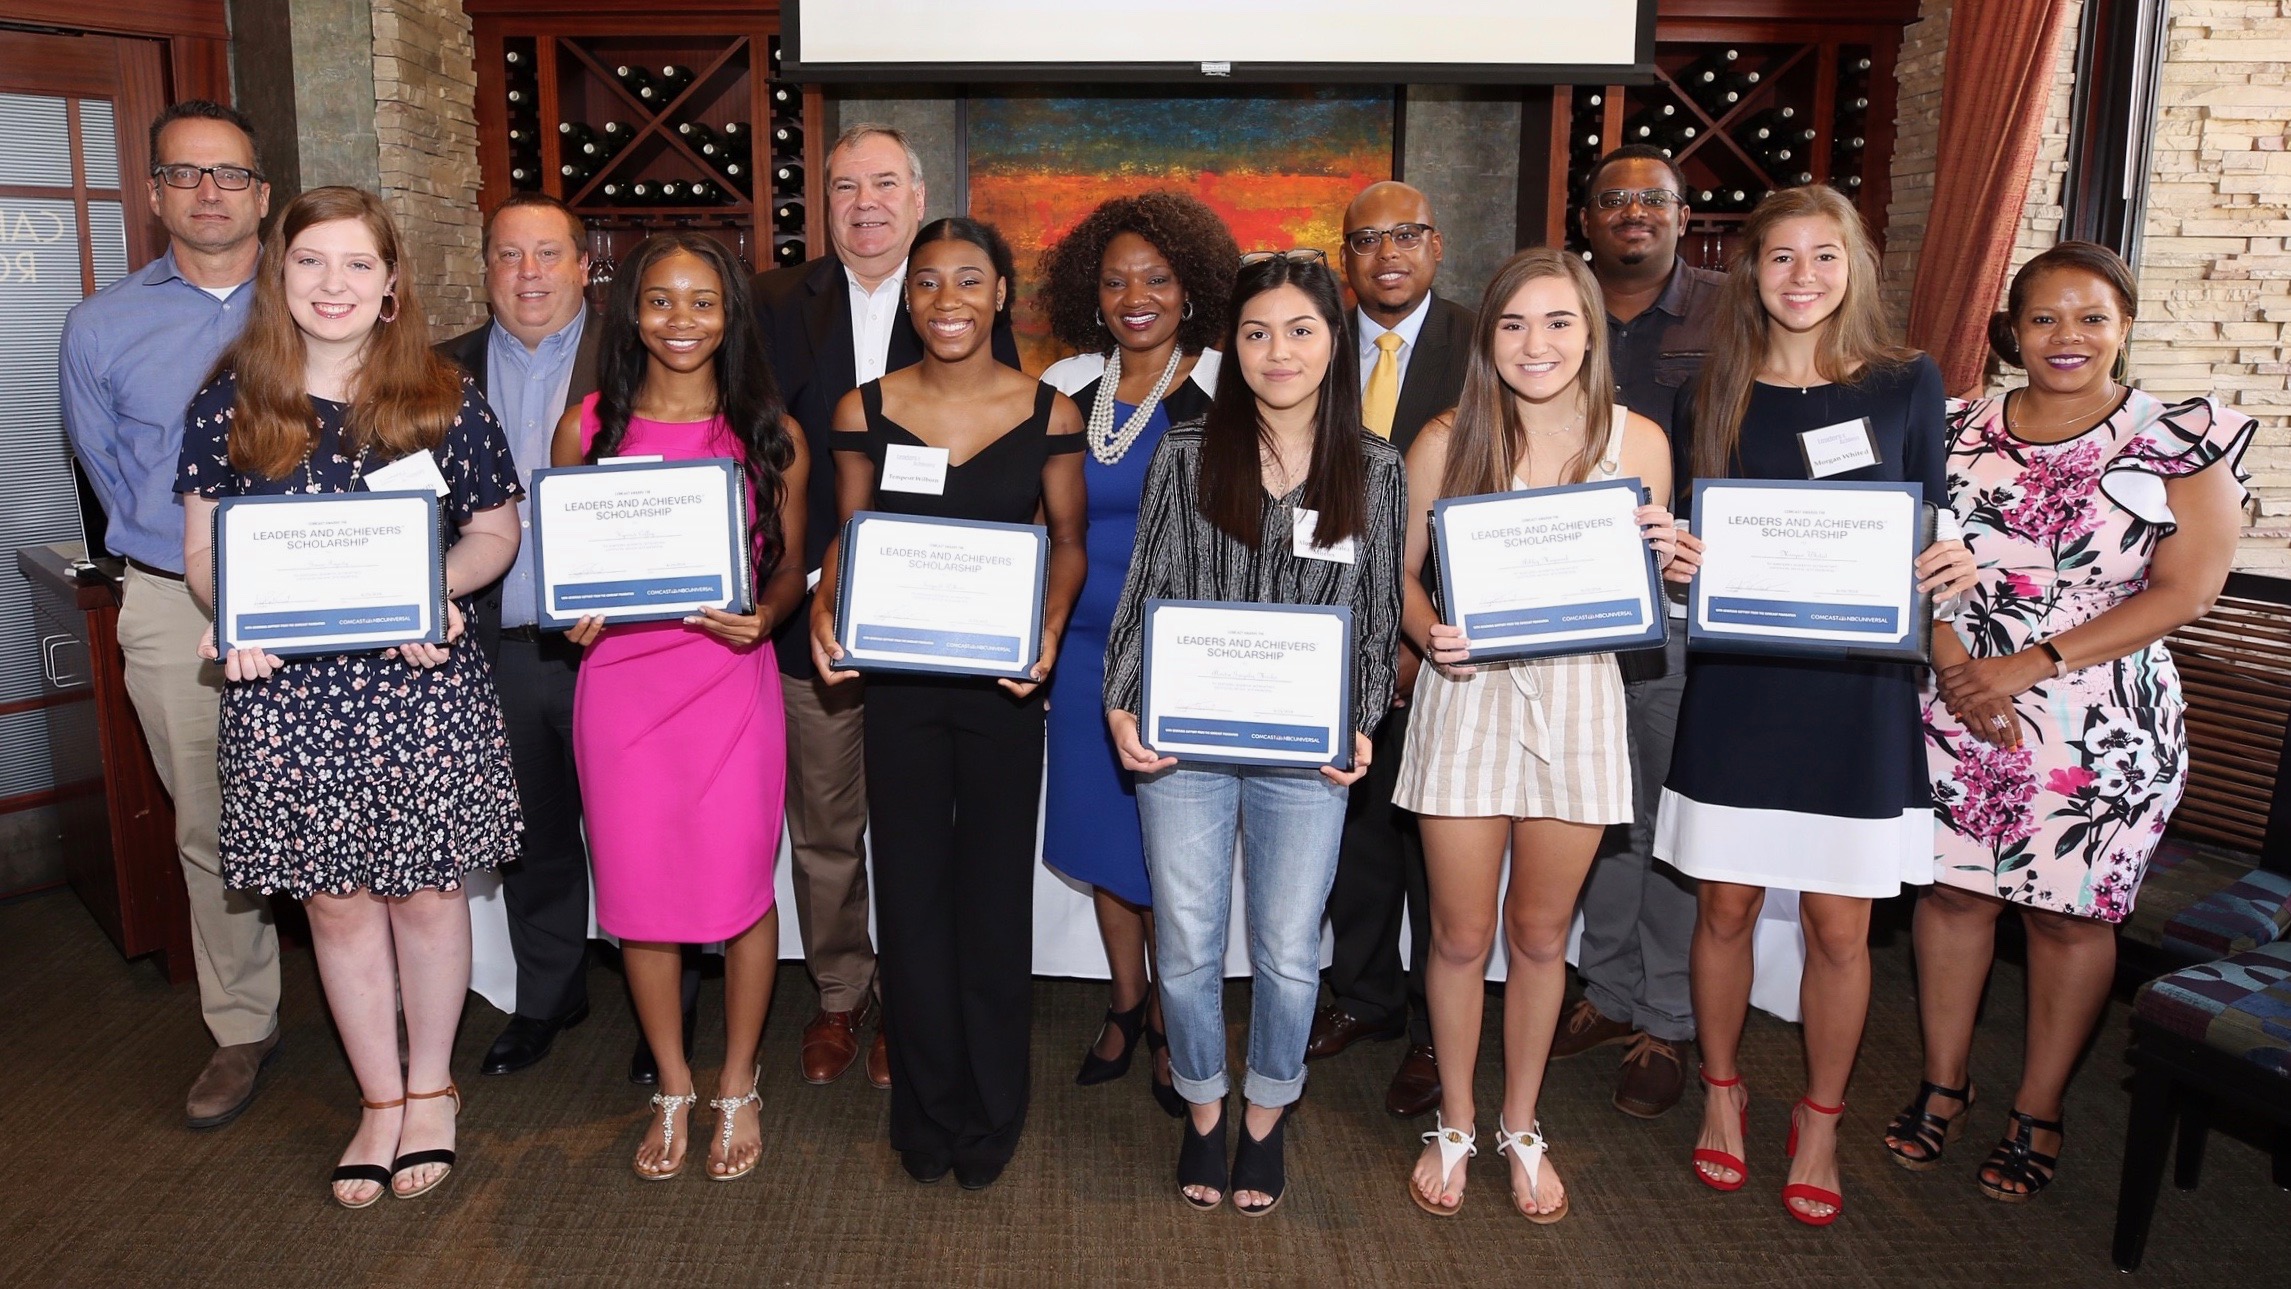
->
xmin=551 ymin=233 xmax=808 ymax=1184
xmin=1888 ymin=242 xmax=2251 ymax=1201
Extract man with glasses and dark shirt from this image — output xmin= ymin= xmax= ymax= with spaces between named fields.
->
xmin=60 ymin=101 xmax=280 ymax=1129
xmin=1550 ymin=144 xmax=1723 ymax=1119
xmin=1307 ymin=180 xmax=1474 ymax=1120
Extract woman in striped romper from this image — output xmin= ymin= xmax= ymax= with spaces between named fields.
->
xmin=1393 ymin=248 xmax=1686 ymax=1223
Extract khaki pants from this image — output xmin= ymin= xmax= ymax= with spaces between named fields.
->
xmin=117 ymin=565 xmax=280 ymax=1047
xmin=780 ymin=670 xmax=875 ymax=1012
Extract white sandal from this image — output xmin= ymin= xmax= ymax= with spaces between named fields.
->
xmin=707 ymin=1066 xmax=763 ymax=1182
xmin=1496 ymin=1116 xmax=1570 ymax=1224
xmin=634 ymin=1089 xmax=698 ymax=1181
xmin=1412 ymin=1114 xmax=1477 ymax=1215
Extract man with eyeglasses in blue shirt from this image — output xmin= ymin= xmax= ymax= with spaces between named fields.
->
xmin=1549 ymin=144 xmax=1723 ymax=1121
xmin=60 ymin=100 xmax=280 ymax=1130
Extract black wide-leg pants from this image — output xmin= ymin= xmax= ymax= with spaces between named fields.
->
xmin=863 ymin=675 xmax=1043 ymax=1169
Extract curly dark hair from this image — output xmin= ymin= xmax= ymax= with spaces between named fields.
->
xmin=1040 ymin=191 xmax=1239 ymax=356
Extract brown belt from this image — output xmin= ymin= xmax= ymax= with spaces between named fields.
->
xmin=125 ymin=557 xmax=185 ymax=582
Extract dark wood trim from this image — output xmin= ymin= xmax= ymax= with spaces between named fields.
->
xmin=1516 ymin=85 xmax=1562 ymax=248
xmin=0 ymin=0 xmax=226 ymax=41
xmin=0 ymin=691 xmax=93 ymax=719
xmin=1659 ymin=0 xmax=1920 ymax=24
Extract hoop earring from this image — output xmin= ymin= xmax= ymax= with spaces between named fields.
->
xmin=2111 ymin=344 xmax=2131 ymax=384
xmin=1181 ymin=300 xmax=1195 ymax=321
xmin=377 ymin=293 xmax=399 ymax=324
xmin=1094 ymin=308 xmax=1105 ymax=330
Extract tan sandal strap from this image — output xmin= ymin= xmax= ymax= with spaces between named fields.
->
xmin=360 ymin=1096 xmax=406 ymax=1110
xmin=406 ymin=1084 xmax=461 ymax=1110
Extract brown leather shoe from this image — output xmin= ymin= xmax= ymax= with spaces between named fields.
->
xmin=866 ymin=1026 xmax=890 ymax=1090
xmin=801 ymin=1007 xmax=866 ymax=1085
xmin=186 ymin=1030 xmax=283 ymax=1129
xmin=1549 ymin=998 xmax=1638 ymax=1061
xmin=1384 ymin=1043 xmax=1441 ymax=1118
xmin=1613 ymin=1032 xmax=1686 ymax=1118
xmin=1304 ymin=1005 xmax=1404 ymax=1061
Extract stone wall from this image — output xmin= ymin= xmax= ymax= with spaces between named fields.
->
xmin=370 ymin=0 xmax=484 ymax=335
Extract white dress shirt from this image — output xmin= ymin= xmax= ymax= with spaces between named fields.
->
xmin=847 ymin=257 xmax=908 ymax=386
xmin=1355 ymin=292 xmax=1434 ymax=397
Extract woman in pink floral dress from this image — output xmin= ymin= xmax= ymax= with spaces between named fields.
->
xmin=1884 ymin=244 xmax=2252 ymax=1203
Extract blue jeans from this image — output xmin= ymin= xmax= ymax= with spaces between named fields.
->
xmin=1137 ymin=762 xmax=1348 ymax=1108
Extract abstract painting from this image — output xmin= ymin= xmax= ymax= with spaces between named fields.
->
xmin=966 ymin=86 xmax=1395 ymax=373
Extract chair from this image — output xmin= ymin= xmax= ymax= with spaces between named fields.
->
xmin=2110 ymin=940 xmax=2291 ymax=1271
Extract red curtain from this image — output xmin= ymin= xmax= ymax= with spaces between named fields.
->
xmin=1906 ymin=0 xmax=2077 ymax=396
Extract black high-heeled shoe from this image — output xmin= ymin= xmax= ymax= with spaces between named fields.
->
xmin=1075 ymin=999 xmax=1148 ymax=1086
xmin=1882 ymin=1079 xmax=1974 ymax=1172
xmin=1144 ymin=1025 xmax=1185 ymax=1119
xmin=1978 ymin=1109 xmax=2062 ymax=1203
xmin=1177 ymin=1104 xmax=1228 ymax=1212
xmin=1230 ymin=1107 xmax=1290 ymax=1218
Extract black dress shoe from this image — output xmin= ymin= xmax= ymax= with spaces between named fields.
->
xmin=481 ymin=1004 xmax=589 ymax=1075
xmin=628 ymin=1004 xmax=701 ymax=1086
xmin=901 ymin=1150 xmax=952 ymax=1184
xmin=954 ymin=1157 xmax=1007 ymax=1191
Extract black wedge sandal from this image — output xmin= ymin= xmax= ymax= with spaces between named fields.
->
xmin=1177 ymin=1105 xmax=1229 ymax=1211
xmin=1075 ymin=999 xmax=1148 ymax=1086
xmin=1882 ymin=1080 xmax=1974 ymax=1172
xmin=1144 ymin=1025 xmax=1185 ymax=1119
xmin=1978 ymin=1109 xmax=2062 ymax=1203
xmin=1230 ymin=1109 xmax=1290 ymax=1218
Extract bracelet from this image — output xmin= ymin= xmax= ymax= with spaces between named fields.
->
xmin=2037 ymin=639 xmax=2067 ymax=678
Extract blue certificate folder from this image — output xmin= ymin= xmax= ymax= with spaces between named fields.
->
xmin=831 ymin=511 xmax=1049 ymax=681
xmin=1140 ymin=600 xmax=1355 ymax=771
xmin=212 ymin=490 xmax=444 ymax=657
xmin=1430 ymin=477 xmax=1667 ymax=665
xmin=528 ymin=458 xmax=752 ymax=629
xmin=1685 ymin=478 xmax=1938 ymax=664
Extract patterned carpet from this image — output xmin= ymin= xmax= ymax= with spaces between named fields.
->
xmin=0 ymin=887 xmax=2282 ymax=1287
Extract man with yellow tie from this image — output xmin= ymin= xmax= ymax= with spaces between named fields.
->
xmin=1305 ymin=180 xmax=1477 ymax=1120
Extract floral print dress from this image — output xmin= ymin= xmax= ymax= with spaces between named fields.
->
xmin=1926 ymin=389 xmax=2253 ymax=922
xmin=177 ymin=372 xmax=526 ymax=899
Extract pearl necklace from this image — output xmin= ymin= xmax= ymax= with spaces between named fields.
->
xmin=1086 ymin=345 xmax=1184 ymax=466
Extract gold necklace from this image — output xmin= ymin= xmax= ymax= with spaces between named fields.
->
xmin=2008 ymin=382 xmax=2120 ymax=434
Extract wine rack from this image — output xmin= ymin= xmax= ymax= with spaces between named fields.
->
xmin=1527 ymin=5 xmax=1917 ymax=273
xmin=468 ymin=3 xmax=823 ymax=282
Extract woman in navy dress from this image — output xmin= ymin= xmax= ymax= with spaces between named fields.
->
xmin=1656 ymin=186 xmax=1974 ymax=1226
xmin=1038 ymin=193 xmax=1237 ymax=1110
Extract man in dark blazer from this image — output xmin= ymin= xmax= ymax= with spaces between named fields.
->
xmin=751 ymin=123 xmax=1020 ymax=1091
xmin=438 ymin=192 xmax=602 ymax=1076
xmin=1308 ymin=180 xmax=1476 ymax=1118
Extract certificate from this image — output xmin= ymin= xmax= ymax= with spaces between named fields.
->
xmin=831 ymin=511 xmax=1047 ymax=679
xmin=213 ymin=491 xmax=443 ymax=657
xmin=1687 ymin=479 xmax=1935 ymax=663
xmin=529 ymin=458 xmax=751 ymax=628
xmin=1431 ymin=477 xmax=1665 ymax=664
xmin=1140 ymin=600 xmax=1353 ymax=769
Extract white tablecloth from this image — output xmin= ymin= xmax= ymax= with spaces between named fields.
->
xmin=466 ymin=827 xmax=1807 ymax=1022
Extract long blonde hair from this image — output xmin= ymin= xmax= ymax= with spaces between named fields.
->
xmin=1440 ymin=247 xmax=1616 ymax=498
xmin=215 ymin=186 xmax=461 ymax=479
xmin=1691 ymin=185 xmax=1913 ymax=480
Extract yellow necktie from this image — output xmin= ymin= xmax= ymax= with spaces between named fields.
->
xmin=1363 ymin=331 xmax=1403 ymax=439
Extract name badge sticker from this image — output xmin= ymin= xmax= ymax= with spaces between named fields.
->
xmin=1292 ymin=508 xmax=1357 ymax=565
xmin=881 ymin=443 xmax=950 ymax=495
xmin=1799 ymin=418 xmax=1881 ymax=479
xmin=365 ymin=450 xmax=450 ymax=497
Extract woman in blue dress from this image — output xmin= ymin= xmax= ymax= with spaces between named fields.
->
xmin=1039 ymin=192 xmax=1237 ymax=1112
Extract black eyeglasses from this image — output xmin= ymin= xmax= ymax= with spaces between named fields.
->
xmin=1239 ymin=248 xmax=1328 ymax=267
xmin=1343 ymin=223 xmax=1434 ymax=255
xmin=1592 ymin=188 xmax=1682 ymax=211
xmin=152 ymin=163 xmax=264 ymax=191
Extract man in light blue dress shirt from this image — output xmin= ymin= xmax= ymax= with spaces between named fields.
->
xmin=436 ymin=193 xmax=601 ymax=1076
xmin=59 ymin=101 xmax=282 ymax=1129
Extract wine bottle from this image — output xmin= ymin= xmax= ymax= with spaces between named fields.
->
xmin=510 ymin=163 xmax=539 ymax=187
xmin=678 ymin=121 xmax=720 ymax=150
xmin=773 ymin=235 xmax=806 ymax=266
xmin=773 ymin=198 xmax=805 ymax=232
xmin=559 ymin=121 xmax=597 ymax=148
xmin=507 ymin=86 xmax=533 ymax=109
xmin=686 ymin=179 xmax=720 ymax=204
xmin=720 ymin=120 xmax=750 ymax=143
xmin=628 ymin=180 xmax=659 ymax=204
xmin=560 ymin=160 xmax=595 ymax=187
xmin=509 ymin=126 xmax=537 ymax=149
xmin=1841 ymin=93 xmax=1872 ymax=113
xmin=720 ymin=159 xmax=749 ymax=187
xmin=772 ymin=123 xmax=803 ymax=153
xmin=599 ymin=180 xmax=629 ymax=204
xmin=614 ymin=65 xmax=655 ymax=100
xmin=505 ymin=48 xmax=528 ymax=70
xmin=656 ymin=64 xmax=695 ymax=98
xmin=773 ymin=161 xmax=803 ymax=188
xmin=769 ymin=82 xmax=799 ymax=114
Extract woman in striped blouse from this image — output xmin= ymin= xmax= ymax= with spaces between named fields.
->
xmin=1103 ymin=249 xmax=1406 ymax=1216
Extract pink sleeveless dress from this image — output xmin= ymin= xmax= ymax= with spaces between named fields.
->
xmin=572 ymin=395 xmax=785 ymax=942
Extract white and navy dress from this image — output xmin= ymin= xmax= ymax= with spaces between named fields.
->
xmin=1654 ymin=357 xmax=1947 ymax=898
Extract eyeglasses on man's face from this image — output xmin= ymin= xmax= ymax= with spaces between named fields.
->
xmin=1240 ymin=248 xmax=1329 ymax=267
xmin=152 ymin=163 xmax=263 ymax=192
xmin=1343 ymin=223 xmax=1434 ymax=255
xmin=1593 ymin=188 xmax=1682 ymax=211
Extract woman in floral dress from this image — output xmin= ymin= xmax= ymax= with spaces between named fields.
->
xmin=1887 ymin=243 xmax=2252 ymax=1202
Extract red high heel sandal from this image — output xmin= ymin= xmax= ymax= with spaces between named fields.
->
xmin=1782 ymin=1097 xmax=1846 ymax=1227
xmin=1691 ymin=1069 xmax=1749 ymax=1192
